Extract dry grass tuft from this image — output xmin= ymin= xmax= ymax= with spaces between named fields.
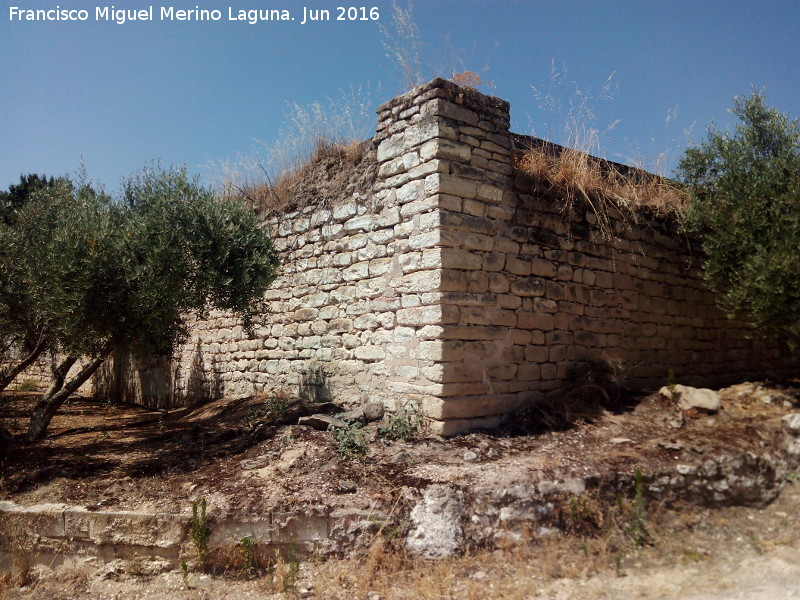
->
xmin=450 ymin=70 xmax=494 ymax=92
xmin=310 ymin=530 xmax=634 ymax=599
xmin=514 ymin=141 xmax=688 ymax=238
xmin=231 ymin=139 xmax=374 ymax=217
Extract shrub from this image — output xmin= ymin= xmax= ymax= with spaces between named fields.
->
xmin=190 ymin=498 xmax=211 ymax=567
xmin=329 ymin=419 xmax=369 ymax=460
xmin=377 ymin=403 xmax=423 ymax=441
xmin=10 ymin=165 xmax=281 ymax=440
xmin=678 ymin=89 xmax=800 ymax=347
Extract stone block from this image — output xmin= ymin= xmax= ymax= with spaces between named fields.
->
xmin=354 ymin=346 xmax=386 ymax=362
xmin=424 ymin=292 xmax=496 ymax=306
xmin=421 ymin=363 xmax=480 ymax=384
xmin=483 ymin=253 xmax=506 ymax=272
xmin=424 ymin=173 xmax=478 ymax=199
xmin=397 ymin=180 xmax=424 ymax=204
xmin=462 ymin=199 xmax=487 ymax=217
xmin=342 ymin=262 xmax=371 ymax=281
xmin=408 ymin=230 xmax=441 ymax=250
xmin=461 ymin=306 xmax=492 ymax=325
xmin=294 ymin=308 xmax=319 ymax=321
xmin=271 ymin=511 xmax=330 ymax=544
xmin=476 ymin=183 xmax=504 ymax=204
xmin=517 ymin=313 xmax=554 ymax=330
xmin=531 ymin=258 xmax=557 ymax=278
xmin=428 ymin=415 xmax=505 ymax=437
xmin=397 ymin=305 xmax=459 ymax=326
xmin=511 ymin=277 xmax=545 ymax=297
xmin=438 ymin=325 xmax=506 ymax=340
xmin=377 ymin=134 xmax=406 ymax=162
xmin=412 ymin=340 xmax=464 ymax=361
xmin=439 ymin=228 xmax=495 ymax=252
xmin=419 ymin=138 xmax=472 ymax=162
xmin=505 ymin=255 xmax=532 ymax=276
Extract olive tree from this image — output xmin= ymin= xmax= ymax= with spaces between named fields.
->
xmin=5 ymin=166 xmax=280 ymax=440
xmin=678 ymin=90 xmax=800 ymax=347
xmin=0 ymin=174 xmax=70 ymax=391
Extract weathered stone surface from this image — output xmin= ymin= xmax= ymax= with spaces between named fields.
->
xmin=782 ymin=413 xmax=800 ymax=433
xmin=298 ymin=414 xmax=348 ymax=431
xmin=511 ymin=277 xmax=545 ymax=297
xmin=362 ymin=400 xmax=385 ymax=422
xmin=406 ymin=485 xmax=464 ymax=558
xmin=660 ymin=385 xmax=722 ymax=413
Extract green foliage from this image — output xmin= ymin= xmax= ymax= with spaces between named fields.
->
xmin=328 ymin=418 xmax=369 ymax=460
xmin=243 ymin=395 xmax=292 ymax=430
xmin=180 ymin=561 xmax=190 ymax=588
xmin=240 ymin=536 xmax=259 ymax=577
xmin=190 ymin=498 xmax=211 ymax=567
xmin=1 ymin=164 xmax=280 ymax=438
xmin=284 ymin=539 xmax=300 ymax=591
xmin=678 ymin=90 xmax=800 ymax=346
xmin=616 ymin=469 xmax=650 ymax=548
xmin=0 ymin=173 xmax=68 ymax=224
xmin=13 ymin=379 xmax=38 ymax=392
xmin=377 ymin=403 xmax=423 ymax=440
xmin=0 ymin=175 xmax=74 ymax=381
xmin=115 ymin=165 xmax=281 ymax=357
xmin=666 ymin=369 xmax=678 ymax=399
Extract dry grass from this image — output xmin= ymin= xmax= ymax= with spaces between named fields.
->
xmin=449 ymin=70 xmax=494 ymax=92
xmin=208 ymin=82 xmax=380 ymax=216
xmin=309 ymin=528 xmax=641 ymax=599
xmin=230 ymin=139 xmax=371 ymax=217
xmin=521 ymin=61 xmax=688 ymax=241
xmin=514 ymin=142 xmax=688 ymax=239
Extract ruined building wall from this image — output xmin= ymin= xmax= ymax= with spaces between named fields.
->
xmin=29 ymin=79 xmax=791 ymax=434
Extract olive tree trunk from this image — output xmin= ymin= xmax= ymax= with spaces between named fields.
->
xmin=27 ymin=345 xmax=114 ymax=442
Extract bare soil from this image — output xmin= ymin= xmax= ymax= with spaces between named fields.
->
xmin=1 ymin=381 xmax=800 ymax=599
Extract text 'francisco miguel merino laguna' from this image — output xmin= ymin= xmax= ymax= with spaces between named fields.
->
xmin=8 ymin=6 xmax=381 ymax=25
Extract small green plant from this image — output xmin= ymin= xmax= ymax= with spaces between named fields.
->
xmin=243 ymin=395 xmax=292 ymax=430
xmin=377 ymin=403 xmax=423 ymax=441
xmin=565 ymin=494 xmax=602 ymax=535
xmin=329 ymin=418 xmax=369 ymax=460
xmin=264 ymin=396 xmax=290 ymax=419
xmin=240 ymin=536 xmax=259 ymax=577
xmin=681 ymin=548 xmax=703 ymax=563
xmin=380 ymin=524 xmax=402 ymax=541
xmin=614 ymin=553 xmax=623 ymax=577
xmin=749 ymin=531 xmax=764 ymax=555
xmin=666 ymin=369 xmax=678 ymax=399
xmin=287 ymin=539 xmax=300 ymax=589
xmin=190 ymin=498 xmax=211 ymax=567
xmin=13 ymin=379 xmax=38 ymax=392
xmin=786 ymin=472 xmax=800 ymax=483
xmin=624 ymin=469 xmax=650 ymax=547
xmin=606 ymin=469 xmax=651 ymax=553
xmin=180 ymin=561 xmax=190 ymax=588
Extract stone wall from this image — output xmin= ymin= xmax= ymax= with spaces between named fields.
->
xmin=3 ymin=353 xmax=93 ymax=396
xmin=20 ymin=79 xmax=793 ymax=434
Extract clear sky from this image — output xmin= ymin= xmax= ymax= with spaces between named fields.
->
xmin=2 ymin=0 xmax=799 ymax=193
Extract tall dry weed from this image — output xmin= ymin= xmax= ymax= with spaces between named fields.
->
xmin=523 ymin=61 xmax=687 ymax=229
xmin=208 ymin=84 xmax=379 ymax=214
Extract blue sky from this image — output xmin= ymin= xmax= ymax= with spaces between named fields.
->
xmin=2 ymin=0 xmax=799 ymax=193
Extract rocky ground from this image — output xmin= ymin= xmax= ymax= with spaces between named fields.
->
xmin=1 ymin=380 xmax=799 ymax=598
